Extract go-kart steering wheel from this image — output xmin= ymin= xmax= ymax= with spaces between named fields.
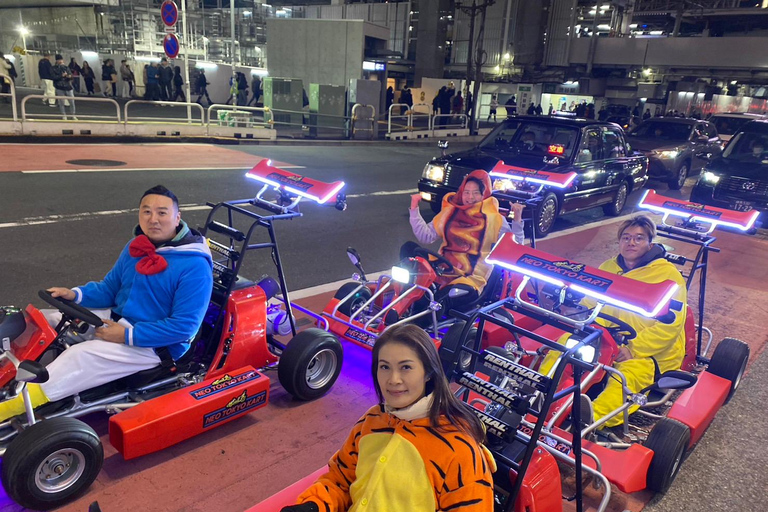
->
xmin=412 ymin=247 xmax=454 ymax=274
xmin=597 ymin=312 xmax=637 ymax=342
xmin=38 ymin=290 xmax=104 ymax=327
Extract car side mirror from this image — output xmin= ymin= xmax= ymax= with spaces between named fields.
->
xmin=347 ymin=247 xmax=361 ymax=266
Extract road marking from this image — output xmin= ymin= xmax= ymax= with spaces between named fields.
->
xmin=21 ymin=165 xmax=305 ymax=174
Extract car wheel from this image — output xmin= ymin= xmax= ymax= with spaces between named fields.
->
xmin=438 ymin=321 xmax=478 ymax=377
xmin=1 ymin=417 xmax=104 ymax=511
xmin=603 ymin=181 xmax=629 ymax=216
xmin=534 ymin=193 xmax=558 ymax=238
xmin=333 ymin=283 xmax=372 ymax=318
xmin=278 ymin=328 xmax=343 ymax=401
xmin=706 ymin=337 xmax=749 ymax=404
xmin=644 ymin=417 xmax=691 ymax=494
xmin=669 ymin=162 xmax=689 ymax=190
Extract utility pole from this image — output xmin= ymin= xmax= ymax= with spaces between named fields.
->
xmin=230 ymin=0 xmax=237 ymax=105
xmin=181 ymin=0 xmax=191 ymax=123
xmin=458 ymin=0 xmax=495 ymax=134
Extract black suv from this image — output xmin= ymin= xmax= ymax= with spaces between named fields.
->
xmin=418 ymin=116 xmax=649 ymax=236
xmin=690 ymin=119 xmax=768 ymax=227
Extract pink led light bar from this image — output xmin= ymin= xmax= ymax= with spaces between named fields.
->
xmin=639 ymin=189 xmax=759 ymax=231
xmin=245 ymin=159 xmax=345 ymax=205
xmin=486 ymin=233 xmax=678 ymax=318
xmin=490 ymin=161 xmax=577 ymax=189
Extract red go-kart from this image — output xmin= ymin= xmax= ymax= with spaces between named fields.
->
xmin=0 ymin=160 xmax=347 ymax=511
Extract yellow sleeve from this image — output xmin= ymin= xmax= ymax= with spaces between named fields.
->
xmin=296 ymin=415 xmax=366 ymax=511
xmin=628 ymin=266 xmax=687 ymax=360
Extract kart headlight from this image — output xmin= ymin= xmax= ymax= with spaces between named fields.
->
xmin=565 ymin=337 xmax=596 ymax=363
xmin=699 ymin=170 xmax=720 ymax=185
xmin=658 ymin=150 xmax=680 ymax=159
xmin=391 ymin=266 xmax=411 ymax=284
xmin=422 ymin=163 xmax=446 ymax=182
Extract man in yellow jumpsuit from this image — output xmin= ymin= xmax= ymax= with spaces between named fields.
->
xmin=542 ymin=214 xmax=687 ymax=428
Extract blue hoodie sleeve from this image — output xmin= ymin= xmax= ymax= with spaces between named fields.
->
xmin=73 ymin=244 xmax=130 ymax=309
xmin=126 ymin=256 xmax=213 ymax=348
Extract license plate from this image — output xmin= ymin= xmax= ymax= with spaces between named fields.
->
xmin=730 ymin=200 xmax=754 ymax=212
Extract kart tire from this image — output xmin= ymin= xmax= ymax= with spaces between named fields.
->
xmin=278 ymin=328 xmax=343 ymax=401
xmin=439 ymin=321 xmax=478 ymax=377
xmin=1 ymin=417 xmax=103 ymax=511
xmin=644 ymin=417 xmax=690 ymax=494
xmin=669 ymin=162 xmax=689 ymax=190
xmin=334 ymin=283 xmax=372 ymax=318
xmin=603 ymin=180 xmax=629 ymax=216
xmin=534 ymin=193 xmax=558 ymax=238
xmin=705 ymin=337 xmax=749 ymax=404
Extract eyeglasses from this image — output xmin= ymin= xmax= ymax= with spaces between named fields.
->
xmin=620 ymin=234 xmax=649 ymax=244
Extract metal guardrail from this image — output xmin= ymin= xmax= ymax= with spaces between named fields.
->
xmin=386 ymin=103 xmax=470 ymax=136
xmin=0 ymin=77 xmax=18 ymax=122
xmin=21 ymin=94 xmax=122 ymax=123
xmin=433 ymin=113 xmax=468 ymax=130
xmin=206 ymin=104 xmax=272 ymax=133
xmin=124 ymin=100 xmax=205 ymax=125
xmin=351 ymin=103 xmax=375 ymax=139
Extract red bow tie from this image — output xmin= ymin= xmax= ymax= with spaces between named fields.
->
xmin=129 ymin=235 xmax=168 ymax=275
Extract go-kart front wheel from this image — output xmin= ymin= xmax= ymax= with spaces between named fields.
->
xmin=1 ymin=417 xmax=104 ymax=511
xmin=706 ymin=337 xmax=749 ymax=404
xmin=278 ymin=328 xmax=343 ymax=401
xmin=644 ymin=417 xmax=690 ymax=494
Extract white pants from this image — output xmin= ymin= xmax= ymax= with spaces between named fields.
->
xmin=42 ymin=79 xmax=55 ymax=105
xmin=40 ymin=309 xmax=161 ymax=401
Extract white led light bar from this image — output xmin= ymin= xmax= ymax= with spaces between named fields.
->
xmin=639 ymin=189 xmax=760 ymax=232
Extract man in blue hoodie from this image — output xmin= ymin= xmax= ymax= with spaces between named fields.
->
xmin=0 ymin=186 xmax=213 ymax=421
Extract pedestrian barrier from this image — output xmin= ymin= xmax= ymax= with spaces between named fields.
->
xmin=386 ymin=106 xmax=470 ymax=140
xmin=351 ymin=104 xmax=376 ymax=139
xmin=124 ymin=100 xmax=205 ymax=125
xmin=21 ymin=94 xmax=122 ymax=123
xmin=0 ymin=78 xmax=18 ymax=122
xmin=387 ymin=103 xmax=411 ymax=135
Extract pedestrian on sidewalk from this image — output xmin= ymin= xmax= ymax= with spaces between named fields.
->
xmin=101 ymin=59 xmax=117 ymax=97
xmin=195 ymin=69 xmax=212 ymax=105
xmin=505 ymin=95 xmax=517 ymax=118
xmin=248 ymin=75 xmax=262 ymax=106
xmin=172 ymin=66 xmax=186 ymax=102
xmin=158 ymin=58 xmax=173 ymax=101
xmin=145 ymin=62 xmax=160 ymax=101
xmin=237 ymin=72 xmax=249 ymax=106
xmin=52 ymin=54 xmax=76 ymax=120
xmin=120 ymin=60 xmax=133 ymax=98
xmin=39 ymin=53 xmax=56 ymax=107
xmin=69 ymin=58 xmax=82 ymax=94
xmin=81 ymin=61 xmax=95 ymax=95
xmin=487 ymin=95 xmax=498 ymax=122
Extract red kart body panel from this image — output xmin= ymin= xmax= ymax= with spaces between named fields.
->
xmin=246 ymin=467 xmax=328 ymax=512
xmin=639 ymin=189 xmax=760 ymax=230
xmin=206 ymin=285 xmax=275 ymax=381
xmin=246 ymin=159 xmax=345 ymax=205
xmin=667 ymin=370 xmax=730 ymax=447
xmin=507 ymin=446 xmax=563 ymax=512
xmin=0 ymin=305 xmax=57 ymax=388
xmin=110 ymin=366 xmax=270 ymax=460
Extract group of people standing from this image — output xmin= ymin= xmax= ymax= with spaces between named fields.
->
xmin=143 ymin=58 xmax=185 ymax=102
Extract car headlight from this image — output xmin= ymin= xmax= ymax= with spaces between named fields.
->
xmin=699 ymin=170 xmax=720 ymax=185
xmin=493 ymin=178 xmax=514 ymax=191
xmin=658 ymin=150 xmax=680 ymax=159
xmin=422 ymin=163 xmax=446 ymax=182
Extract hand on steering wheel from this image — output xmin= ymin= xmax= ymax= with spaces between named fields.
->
xmin=39 ymin=289 xmax=104 ymax=327
xmin=412 ymin=247 xmax=454 ymax=275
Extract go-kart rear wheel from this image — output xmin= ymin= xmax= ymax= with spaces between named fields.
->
xmin=1 ymin=417 xmax=104 ymax=511
xmin=644 ymin=417 xmax=690 ymax=494
xmin=706 ymin=337 xmax=749 ymax=404
xmin=334 ymin=283 xmax=372 ymax=318
xmin=439 ymin=321 xmax=478 ymax=377
xmin=278 ymin=328 xmax=343 ymax=401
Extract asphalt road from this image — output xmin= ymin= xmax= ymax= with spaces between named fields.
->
xmin=1 ymin=142 xmax=688 ymax=308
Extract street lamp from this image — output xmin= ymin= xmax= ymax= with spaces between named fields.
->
xmin=18 ymin=26 xmax=29 ymax=51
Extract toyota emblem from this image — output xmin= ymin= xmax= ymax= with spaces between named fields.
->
xmin=742 ymin=181 xmax=757 ymax=191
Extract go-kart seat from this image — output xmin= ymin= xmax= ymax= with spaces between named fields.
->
xmin=120 ymin=334 xmax=201 ymax=389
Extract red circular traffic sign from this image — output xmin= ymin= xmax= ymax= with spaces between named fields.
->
xmin=161 ymin=0 xmax=179 ymax=27
xmin=163 ymin=33 xmax=180 ymax=59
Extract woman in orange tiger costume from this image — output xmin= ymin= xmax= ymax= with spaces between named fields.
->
xmin=406 ymin=170 xmax=524 ymax=313
xmin=281 ymin=324 xmax=495 ymax=512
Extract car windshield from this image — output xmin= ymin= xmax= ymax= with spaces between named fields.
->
xmin=630 ymin=121 xmax=692 ymax=142
xmin=711 ymin=116 xmax=754 ymax=136
xmin=722 ymin=131 xmax=768 ymax=163
xmin=479 ymin=120 xmax=580 ymax=159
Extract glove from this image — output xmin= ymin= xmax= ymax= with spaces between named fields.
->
xmin=280 ymin=503 xmax=319 ymax=512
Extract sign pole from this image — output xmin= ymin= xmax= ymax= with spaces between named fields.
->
xmin=181 ymin=0 xmax=191 ymax=124
xmin=231 ymin=0 xmax=237 ymax=106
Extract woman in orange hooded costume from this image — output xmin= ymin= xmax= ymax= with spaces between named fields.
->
xmin=407 ymin=170 xmax=524 ymax=313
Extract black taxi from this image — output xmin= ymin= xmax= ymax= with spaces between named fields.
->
xmin=418 ymin=116 xmax=649 ymax=236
